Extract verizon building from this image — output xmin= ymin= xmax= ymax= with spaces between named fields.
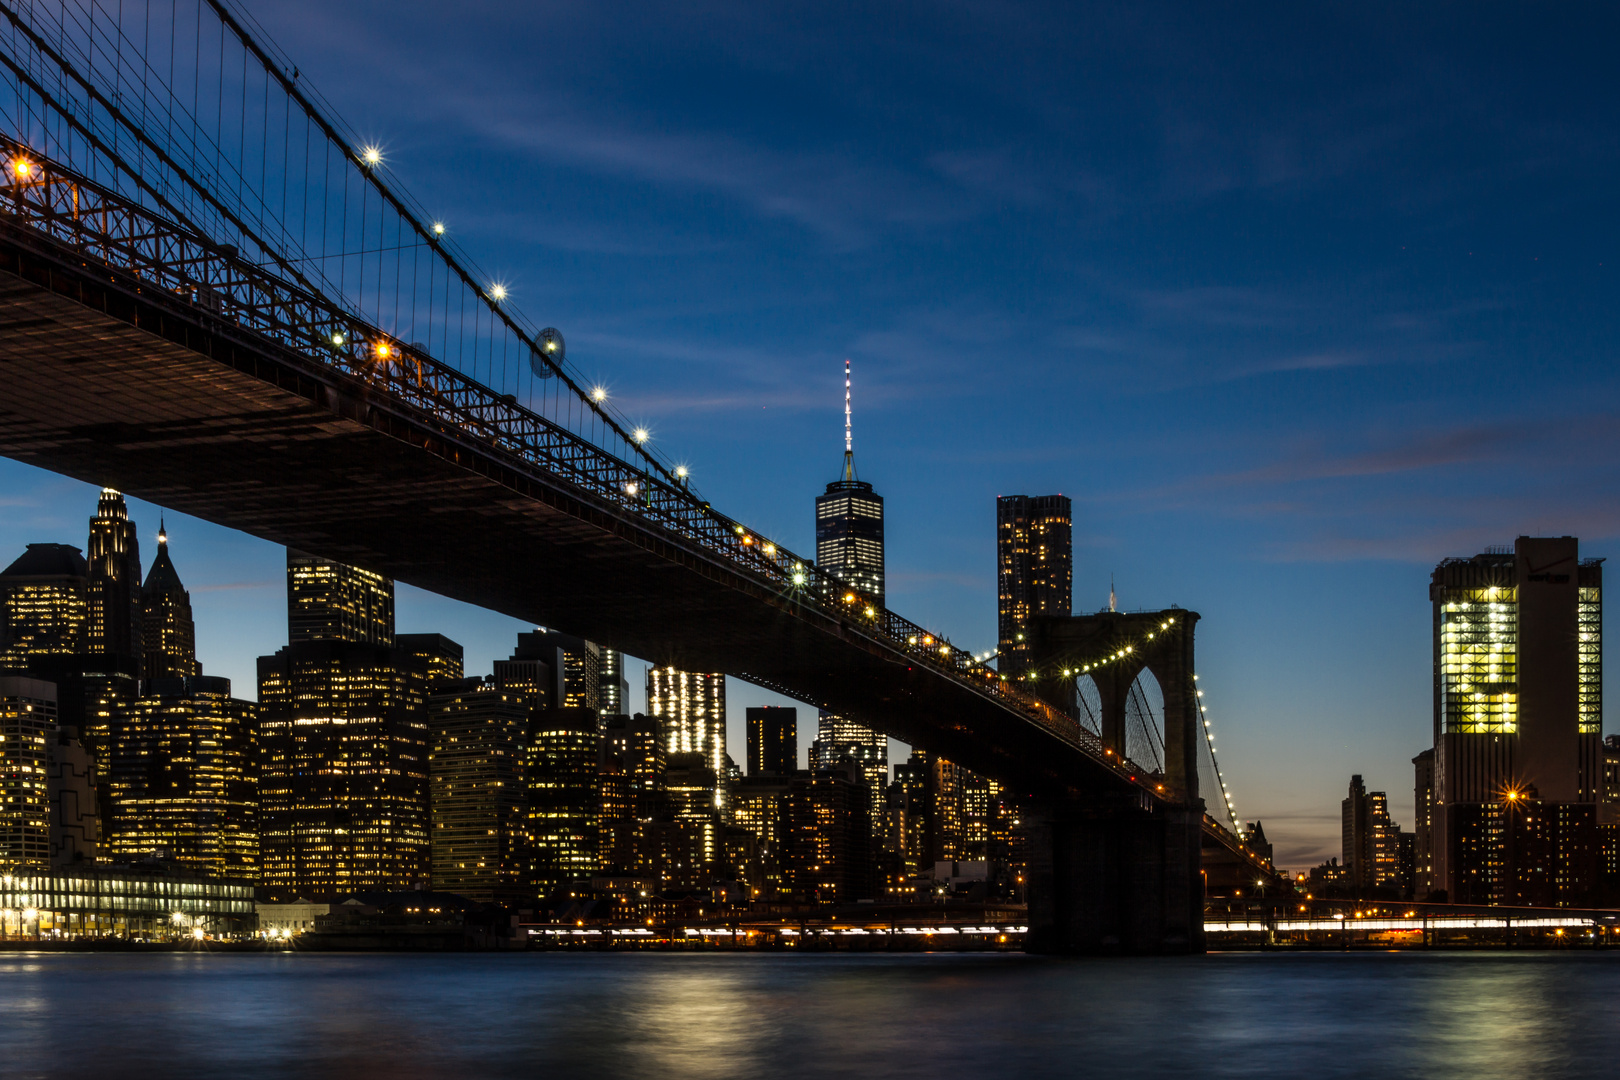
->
xmin=1419 ymin=536 xmax=1605 ymax=905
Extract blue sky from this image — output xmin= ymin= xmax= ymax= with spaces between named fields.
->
xmin=4 ymin=1 xmax=1618 ymax=867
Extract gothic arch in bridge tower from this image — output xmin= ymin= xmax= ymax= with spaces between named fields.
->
xmin=1027 ymin=609 xmax=1202 ymax=805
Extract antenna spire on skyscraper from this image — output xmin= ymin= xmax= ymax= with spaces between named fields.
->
xmin=1109 ymin=573 xmax=1117 ymax=613
xmin=842 ymin=358 xmax=856 ymax=482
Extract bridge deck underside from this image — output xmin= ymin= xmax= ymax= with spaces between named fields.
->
xmin=0 ymin=231 xmax=1128 ymax=800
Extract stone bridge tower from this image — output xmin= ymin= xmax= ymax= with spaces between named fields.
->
xmin=1020 ymin=608 xmax=1206 ymax=954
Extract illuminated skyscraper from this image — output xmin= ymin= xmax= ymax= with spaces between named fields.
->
xmin=0 ymin=676 xmax=56 ymax=870
xmin=526 ymin=707 xmax=602 ymax=897
xmin=815 ymin=361 xmax=885 ymax=603
xmin=810 ymin=712 xmax=886 ymax=818
xmin=646 ymin=667 xmax=726 ymax=813
xmin=258 ymin=552 xmax=455 ymax=895
xmin=140 ymin=523 xmax=199 ymax=680
xmin=286 ymin=550 xmax=394 ymax=646
xmin=1425 ymin=536 xmax=1603 ymax=904
xmin=0 ymin=544 xmax=89 ymax=664
xmin=495 ymin=630 xmax=602 ymax=714
xmin=86 ymin=490 xmax=143 ymax=670
xmin=107 ymin=675 xmax=257 ymax=880
xmin=811 ymin=361 xmax=888 ymax=797
xmin=427 ymin=677 xmax=531 ymax=903
xmin=996 ymin=494 xmax=1072 ymax=675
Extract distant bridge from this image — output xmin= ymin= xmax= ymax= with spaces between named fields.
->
xmin=0 ymin=0 xmax=1277 ymax=952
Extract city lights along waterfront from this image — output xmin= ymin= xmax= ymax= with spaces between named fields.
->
xmin=5 ymin=0 xmax=1620 ymax=1077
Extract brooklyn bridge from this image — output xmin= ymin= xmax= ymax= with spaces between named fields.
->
xmin=0 ymin=0 xmax=1277 ymax=953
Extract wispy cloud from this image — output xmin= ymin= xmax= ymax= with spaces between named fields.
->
xmin=191 ymin=580 xmax=281 ymax=593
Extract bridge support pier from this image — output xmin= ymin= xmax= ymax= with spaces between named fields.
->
xmin=1024 ymin=797 xmax=1205 ymax=955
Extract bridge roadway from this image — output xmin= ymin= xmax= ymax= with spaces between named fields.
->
xmin=0 ymin=148 xmax=1277 ymax=950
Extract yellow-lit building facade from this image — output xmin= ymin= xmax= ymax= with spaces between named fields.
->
xmin=106 ymin=676 xmax=257 ymax=880
xmin=427 ymin=678 xmax=530 ymax=903
xmin=525 ymin=708 xmax=601 ymax=897
xmin=0 ymin=544 xmax=89 ymax=665
xmin=0 ymin=677 xmax=56 ymax=870
xmin=257 ymin=552 xmax=458 ymax=897
xmin=646 ymin=667 xmax=726 ymax=814
xmin=1425 ymin=537 xmax=1604 ymax=905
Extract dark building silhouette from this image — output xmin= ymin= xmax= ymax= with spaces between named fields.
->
xmin=1422 ymin=536 xmax=1604 ymax=905
xmin=600 ymin=648 xmax=629 ymax=715
xmin=140 ymin=522 xmax=199 ymax=680
xmin=258 ymin=552 xmax=459 ymax=896
xmin=660 ymin=750 xmax=722 ymax=881
xmin=1412 ymin=749 xmax=1435 ymax=895
xmin=747 ymin=706 xmax=797 ymax=776
xmin=602 ymin=712 xmax=666 ymax=798
xmin=996 ymin=494 xmax=1072 ymax=676
xmin=107 ymin=675 xmax=257 ymax=880
xmin=599 ymin=714 xmax=665 ymax=880
xmin=427 ymin=677 xmax=531 ymax=903
xmin=0 ymin=543 xmax=89 ymax=664
xmin=86 ymin=489 xmax=142 ymax=672
xmin=47 ymin=720 xmax=99 ymax=868
xmin=785 ymin=760 xmax=874 ymax=904
xmin=1342 ymin=774 xmax=1412 ymax=896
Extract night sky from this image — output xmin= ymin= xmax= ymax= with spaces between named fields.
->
xmin=3 ymin=1 xmax=1617 ymax=867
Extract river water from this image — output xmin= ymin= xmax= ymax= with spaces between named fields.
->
xmin=3 ymin=950 xmax=1618 ymax=1079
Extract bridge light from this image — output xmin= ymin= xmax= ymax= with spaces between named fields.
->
xmin=792 ymin=570 xmax=807 ymax=586
xmin=624 ymin=482 xmax=639 ymax=496
xmin=489 ymin=283 xmax=508 ymax=301
xmin=633 ymin=428 xmax=650 ymax=443
xmin=866 ymin=606 xmax=877 ymax=618
xmin=331 ymin=332 xmax=345 ymax=346
xmin=844 ymin=593 xmax=856 ymax=604
xmin=763 ymin=543 xmax=776 ymax=556
xmin=592 ymin=386 xmax=608 ymax=402
xmin=675 ymin=465 xmax=688 ymax=478
xmin=432 ymin=222 xmax=446 ymax=236
xmin=361 ymin=145 xmax=382 ymax=167
xmin=9 ymin=157 xmax=33 ymax=179
xmin=374 ymin=341 xmax=393 ymax=360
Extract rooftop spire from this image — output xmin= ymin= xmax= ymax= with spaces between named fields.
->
xmin=1109 ymin=573 xmax=1117 ymax=613
xmin=158 ymin=514 xmax=168 ymax=545
xmin=842 ymin=359 xmax=855 ymax=482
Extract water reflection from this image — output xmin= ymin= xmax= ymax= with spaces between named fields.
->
xmin=1 ymin=951 xmax=1618 ymax=1079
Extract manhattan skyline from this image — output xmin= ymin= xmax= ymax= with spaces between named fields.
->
xmin=2 ymin=0 xmax=1617 ymax=869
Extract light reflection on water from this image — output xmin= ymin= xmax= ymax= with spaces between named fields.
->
xmin=2 ymin=951 xmax=1618 ymax=1079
